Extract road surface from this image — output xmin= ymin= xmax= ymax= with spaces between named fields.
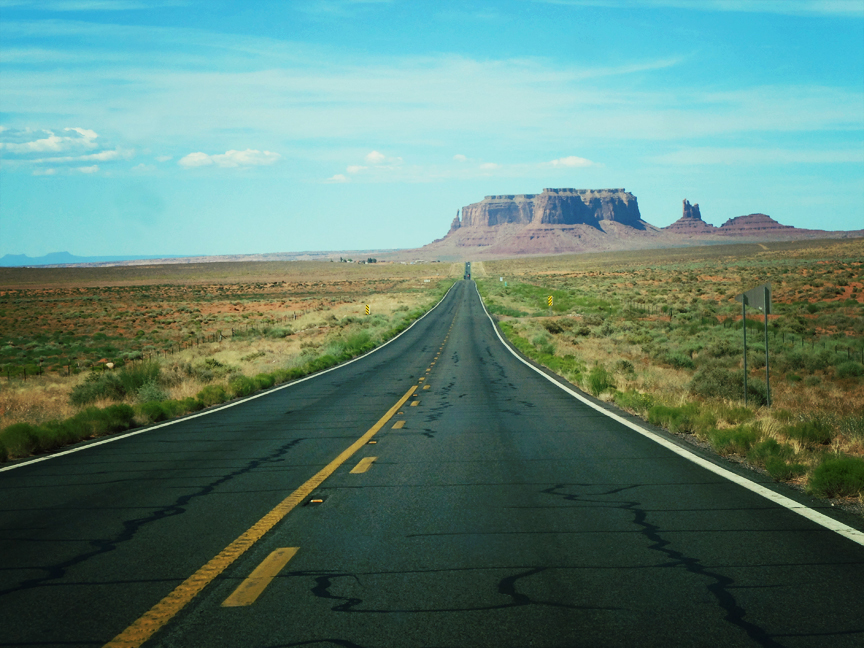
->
xmin=1 ymin=280 xmax=863 ymax=647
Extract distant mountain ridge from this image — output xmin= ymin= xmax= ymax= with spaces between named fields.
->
xmin=0 ymin=252 xmax=192 ymax=267
xmin=417 ymin=188 xmax=864 ymax=259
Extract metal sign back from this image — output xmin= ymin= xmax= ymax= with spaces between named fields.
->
xmin=735 ymin=283 xmax=771 ymax=314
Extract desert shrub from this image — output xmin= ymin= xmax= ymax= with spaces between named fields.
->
xmin=835 ymin=361 xmax=864 ymax=379
xmin=784 ymin=419 xmax=834 ymax=446
xmin=179 ymin=397 xmax=204 ymax=413
xmin=808 ymin=456 xmax=864 ymax=498
xmin=137 ymin=380 xmax=168 ymax=404
xmin=118 ymin=361 xmax=161 ymax=394
xmin=689 ymin=365 xmax=767 ymax=406
xmin=70 ymin=371 xmax=125 ymax=405
xmin=265 ymin=326 xmax=293 ymax=339
xmin=101 ymin=403 xmax=136 ymax=431
xmin=138 ymin=401 xmax=168 ymax=423
xmin=542 ymin=319 xmax=565 ymax=334
xmin=745 ymin=437 xmax=807 ymax=479
xmin=615 ymin=359 xmax=635 ymax=374
xmin=665 ymin=352 xmax=695 ymax=370
xmin=0 ymin=423 xmax=39 ymax=457
xmin=229 ymin=375 xmax=257 ymax=398
xmin=647 ymin=403 xmax=701 ymax=434
xmin=197 ymin=384 xmax=228 ymax=407
xmin=614 ymin=390 xmax=654 ymax=414
xmin=587 ymin=365 xmax=615 ymax=396
xmin=715 ymin=405 xmax=755 ymax=425
xmin=708 ymin=425 xmax=762 ymax=455
xmin=254 ymin=373 xmax=276 ymax=390
xmin=703 ymin=338 xmax=738 ymax=358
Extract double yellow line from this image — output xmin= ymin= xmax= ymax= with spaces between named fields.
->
xmin=104 ymin=384 xmax=417 ymax=648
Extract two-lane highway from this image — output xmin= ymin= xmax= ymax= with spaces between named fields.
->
xmin=2 ymin=280 xmax=863 ymax=647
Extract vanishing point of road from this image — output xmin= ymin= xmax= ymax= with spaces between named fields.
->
xmin=1 ymin=279 xmax=863 ymax=647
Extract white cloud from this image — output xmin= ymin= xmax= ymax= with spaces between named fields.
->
xmin=346 ymin=165 xmax=367 ymax=173
xmin=132 ymin=163 xmax=156 ymax=172
xmin=77 ymin=165 xmax=99 ymax=173
xmin=0 ymin=127 xmax=98 ymax=154
xmin=453 ymin=154 xmax=468 ymax=162
xmin=178 ymin=149 xmax=281 ymax=168
xmin=32 ymin=167 xmax=57 ymax=175
xmin=653 ymin=147 xmax=864 ymax=165
xmin=325 ymin=173 xmax=349 ymax=183
xmin=155 ymin=155 xmax=173 ymax=162
xmin=549 ymin=155 xmax=594 ymax=167
xmin=479 ymin=162 xmax=499 ymax=170
xmin=365 ymin=150 xmax=386 ymax=164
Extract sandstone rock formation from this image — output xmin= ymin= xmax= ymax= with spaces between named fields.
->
xmin=460 ymin=188 xmax=645 ymax=229
xmin=716 ymin=213 xmax=795 ymax=236
xmin=663 ymin=199 xmax=717 ymax=235
xmin=411 ymin=188 xmax=864 ymax=261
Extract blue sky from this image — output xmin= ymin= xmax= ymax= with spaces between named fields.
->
xmin=1 ymin=0 xmax=862 ymax=257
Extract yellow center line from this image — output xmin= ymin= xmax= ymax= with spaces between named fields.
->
xmin=349 ymin=456 xmax=377 ymax=474
xmin=410 ymin=401 xmax=419 ymax=407
xmin=392 ymin=420 xmax=405 ymax=429
xmin=103 ymin=384 xmax=417 ymax=648
xmin=221 ymin=547 xmax=299 ymax=608
xmin=423 ymin=385 xmax=430 ymax=390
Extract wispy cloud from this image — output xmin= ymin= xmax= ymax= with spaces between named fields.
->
xmin=549 ymin=155 xmax=594 ymax=167
xmin=178 ymin=149 xmax=281 ymax=168
xmin=653 ymin=147 xmax=864 ymax=165
xmin=0 ymin=1 xmax=184 ymax=11
xmin=533 ymin=0 xmax=864 ymax=17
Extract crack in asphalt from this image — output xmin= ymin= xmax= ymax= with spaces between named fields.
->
xmin=0 ymin=438 xmax=305 ymax=598
xmin=301 ymin=566 xmax=619 ymax=614
xmin=541 ymin=483 xmax=786 ymax=648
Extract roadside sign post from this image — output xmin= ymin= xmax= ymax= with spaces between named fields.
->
xmin=365 ymin=304 xmax=370 ymax=316
xmin=735 ymin=283 xmax=771 ymax=407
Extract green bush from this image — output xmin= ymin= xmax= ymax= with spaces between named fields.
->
xmin=179 ymin=397 xmax=204 ymax=413
xmin=138 ymin=401 xmax=168 ymax=422
xmin=70 ymin=371 xmax=125 ymax=405
xmin=0 ymin=423 xmax=39 ymax=457
xmin=254 ymin=373 xmax=276 ymax=390
xmin=836 ymin=361 xmax=864 ymax=379
xmin=689 ymin=365 xmax=767 ymax=406
xmin=0 ymin=441 xmax=7 ymax=463
xmin=785 ymin=419 xmax=834 ymax=446
xmin=647 ymin=403 xmax=701 ymax=434
xmin=197 ymin=384 xmax=228 ymax=406
xmin=137 ymin=380 xmax=168 ymax=403
xmin=229 ymin=375 xmax=257 ymax=398
xmin=665 ymin=352 xmax=695 ymax=370
xmin=808 ymin=456 xmax=864 ymax=498
xmin=118 ymin=361 xmax=161 ymax=394
xmin=708 ymin=425 xmax=762 ymax=455
xmin=746 ymin=438 xmax=806 ymax=480
xmin=586 ymin=365 xmax=615 ymax=396
xmin=764 ymin=457 xmax=808 ymax=481
xmin=613 ymin=390 xmax=654 ymax=414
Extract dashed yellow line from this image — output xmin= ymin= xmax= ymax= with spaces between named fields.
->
xmin=410 ymin=401 xmax=419 ymax=407
xmin=103 ymin=384 xmax=417 ymax=648
xmin=221 ymin=547 xmax=299 ymax=607
xmin=392 ymin=420 xmax=405 ymax=429
xmin=423 ymin=385 xmax=430 ymax=390
xmin=350 ymin=456 xmax=377 ymax=474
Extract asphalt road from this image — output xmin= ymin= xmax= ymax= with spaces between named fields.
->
xmin=1 ymin=280 xmax=863 ymax=648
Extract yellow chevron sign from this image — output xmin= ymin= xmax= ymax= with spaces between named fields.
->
xmin=547 ymin=296 xmax=553 ymax=307
xmin=365 ymin=304 xmax=370 ymax=315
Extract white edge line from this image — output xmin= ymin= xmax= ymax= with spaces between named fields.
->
xmin=473 ymin=282 xmax=864 ymax=548
xmin=0 ymin=281 xmax=460 ymax=474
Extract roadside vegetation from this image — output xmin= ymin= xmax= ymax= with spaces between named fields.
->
xmin=0 ymin=260 xmax=455 ymax=462
xmin=478 ymin=238 xmax=864 ymax=507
